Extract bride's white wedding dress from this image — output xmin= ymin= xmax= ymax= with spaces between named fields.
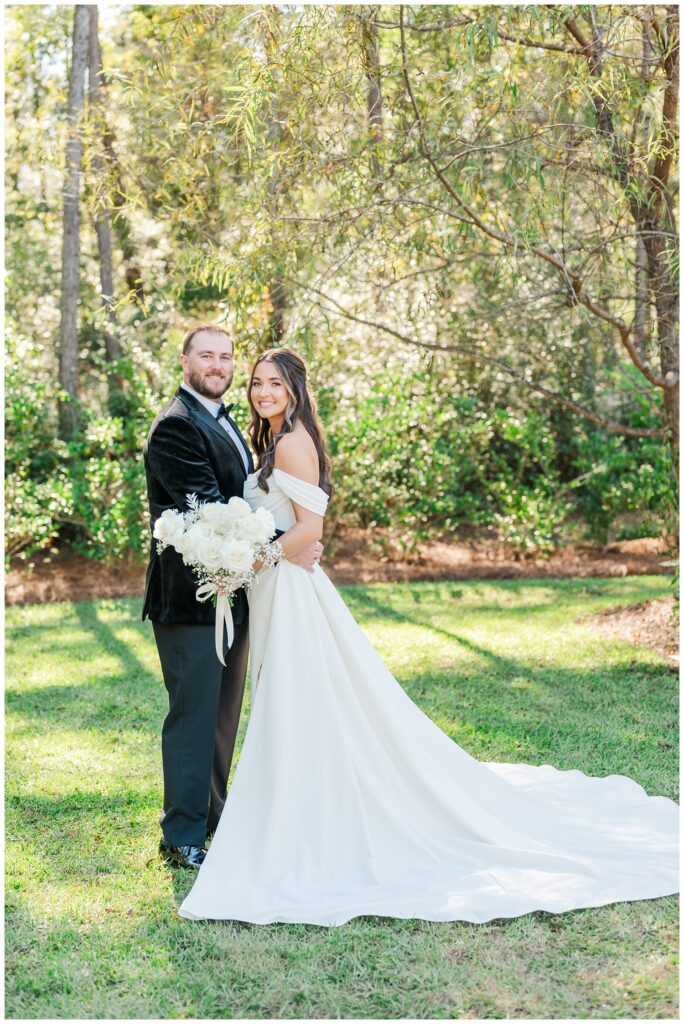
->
xmin=179 ymin=468 xmax=679 ymax=926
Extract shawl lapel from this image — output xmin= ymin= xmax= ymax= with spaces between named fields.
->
xmin=176 ymin=388 xmax=251 ymax=477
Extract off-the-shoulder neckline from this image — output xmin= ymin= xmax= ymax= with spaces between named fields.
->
xmin=247 ymin=466 xmax=328 ymax=498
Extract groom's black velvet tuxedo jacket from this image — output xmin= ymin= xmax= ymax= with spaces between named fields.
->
xmin=142 ymin=387 xmax=254 ymax=626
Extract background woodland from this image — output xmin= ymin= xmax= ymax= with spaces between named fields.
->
xmin=5 ymin=4 xmax=679 ymax=564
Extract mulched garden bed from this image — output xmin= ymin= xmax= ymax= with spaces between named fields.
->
xmin=7 ymin=531 xmax=675 ymax=597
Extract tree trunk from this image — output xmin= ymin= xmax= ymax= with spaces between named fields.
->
xmin=86 ymin=12 xmax=144 ymax=307
xmin=644 ymin=7 xmax=679 ymax=480
xmin=268 ymin=277 xmax=287 ymax=346
xmin=359 ymin=7 xmax=383 ymax=179
xmin=633 ymin=234 xmax=651 ymax=360
xmin=557 ymin=9 xmax=678 ymax=478
xmin=261 ymin=7 xmax=289 ymax=346
xmin=58 ymin=4 xmax=90 ymax=439
xmin=643 ymin=222 xmax=679 ymax=477
xmin=102 ymin=132 xmax=145 ymax=306
xmin=88 ymin=8 xmax=120 ymax=358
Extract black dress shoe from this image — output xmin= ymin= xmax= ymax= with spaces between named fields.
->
xmin=159 ymin=839 xmax=207 ymax=869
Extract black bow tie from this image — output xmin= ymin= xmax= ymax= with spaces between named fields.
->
xmin=216 ymin=403 xmax=234 ymax=421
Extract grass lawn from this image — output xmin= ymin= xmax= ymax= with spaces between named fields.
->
xmin=5 ymin=577 xmax=678 ymax=1019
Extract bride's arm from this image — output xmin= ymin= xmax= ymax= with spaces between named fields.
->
xmin=270 ymin=432 xmax=324 ymax=561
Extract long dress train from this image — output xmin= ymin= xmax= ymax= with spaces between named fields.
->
xmin=179 ymin=468 xmax=678 ymax=926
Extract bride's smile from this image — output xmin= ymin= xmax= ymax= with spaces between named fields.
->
xmin=250 ymin=366 xmax=289 ymax=431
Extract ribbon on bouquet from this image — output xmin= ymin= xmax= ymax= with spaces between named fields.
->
xmin=196 ymin=583 xmax=234 ymax=666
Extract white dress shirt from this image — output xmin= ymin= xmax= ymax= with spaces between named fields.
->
xmin=180 ymin=382 xmax=251 ymax=473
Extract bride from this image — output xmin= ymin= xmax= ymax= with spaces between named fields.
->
xmin=179 ymin=348 xmax=678 ymax=926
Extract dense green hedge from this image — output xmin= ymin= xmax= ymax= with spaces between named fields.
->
xmin=323 ymin=366 xmax=675 ymax=553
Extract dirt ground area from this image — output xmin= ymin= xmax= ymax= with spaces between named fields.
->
xmin=6 ymin=532 xmax=678 ymax=662
xmin=579 ymin=597 xmax=679 ymax=664
xmin=6 ymin=531 xmax=676 ymax=604
xmin=327 ymin=530 xmax=677 ymax=585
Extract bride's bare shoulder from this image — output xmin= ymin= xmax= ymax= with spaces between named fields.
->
xmin=274 ymin=425 xmax=318 ymax=485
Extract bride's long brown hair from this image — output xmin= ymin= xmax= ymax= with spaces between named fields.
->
xmin=247 ymin=348 xmax=333 ymax=496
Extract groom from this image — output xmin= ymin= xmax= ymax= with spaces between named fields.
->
xmin=143 ymin=323 xmax=321 ymax=868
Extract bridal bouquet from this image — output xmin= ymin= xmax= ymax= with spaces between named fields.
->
xmin=153 ymin=494 xmax=282 ymax=665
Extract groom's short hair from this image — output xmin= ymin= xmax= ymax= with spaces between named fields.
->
xmin=182 ymin=323 xmax=233 ymax=356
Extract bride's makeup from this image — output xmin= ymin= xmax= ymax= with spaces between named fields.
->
xmin=251 ymin=363 xmax=289 ymax=429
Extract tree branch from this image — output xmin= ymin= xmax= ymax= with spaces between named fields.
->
xmin=562 ymin=15 xmax=592 ymax=53
xmin=282 ymin=275 xmax=666 ymax=439
xmin=463 ymin=16 xmax=585 ymax=55
xmin=398 ymin=5 xmax=665 ymax=391
xmin=371 ymin=12 xmax=583 ymax=52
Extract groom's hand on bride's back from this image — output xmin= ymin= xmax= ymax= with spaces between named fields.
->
xmin=287 ymin=540 xmax=323 ymax=573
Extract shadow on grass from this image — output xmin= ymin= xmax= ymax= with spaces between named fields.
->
xmin=358 ymin=587 xmax=671 ymax=676
xmin=7 ymin=598 xmax=155 ymax=657
xmin=72 ymin=600 xmax=155 ymax=671
xmin=7 ymin=787 xmax=161 ymax=829
xmin=7 ymin=600 xmax=164 ymax=734
xmin=342 ymin=576 xmax=670 ymax=621
xmin=6 ymin=788 xmax=167 ymax=887
xmin=6 ymin=679 xmax=163 ymax=734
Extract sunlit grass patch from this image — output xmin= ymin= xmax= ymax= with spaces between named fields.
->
xmin=5 ymin=579 xmax=678 ymax=1019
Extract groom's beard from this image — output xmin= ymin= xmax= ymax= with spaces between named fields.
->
xmin=188 ymin=366 xmax=233 ymax=400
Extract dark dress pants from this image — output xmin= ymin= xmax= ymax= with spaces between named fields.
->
xmin=152 ymin=618 xmax=250 ymax=847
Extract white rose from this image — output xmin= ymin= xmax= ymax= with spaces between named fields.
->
xmin=236 ymin=507 xmax=275 ymax=545
xmin=220 ymin=539 xmax=254 ymax=575
xmin=198 ymin=534 xmax=228 ymax=573
xmin=198 ymin=502 xmax=234 ymax=532
xmin=225 ymin=496 xmax=252 ymax=522
xmin=153 ymin=509 xmax=186 ymax=548
xmin=175 ymin=522 xmax=204 ymax=564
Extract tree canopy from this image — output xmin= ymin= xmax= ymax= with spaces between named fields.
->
xmin=5 ymin=4 xmax=679 ymax=563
